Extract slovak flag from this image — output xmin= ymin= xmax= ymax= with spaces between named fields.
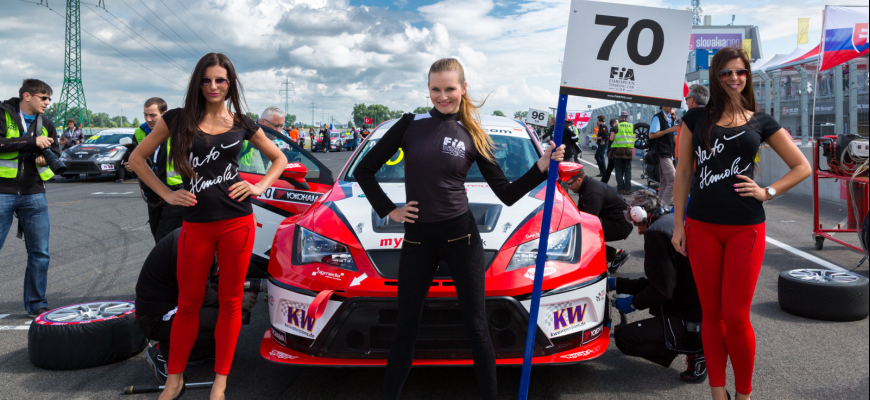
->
xmin=820 ymin=6 xmax=869 ymax=71
xmin=363 ymin=117 xmax=373 ymax=125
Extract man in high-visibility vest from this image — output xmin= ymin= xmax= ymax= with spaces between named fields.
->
xmin=126 ymin=97 xmax=184 ymax=243
xmin=609 ymin=110 xmax=635 ymax=195
xmin=0 ymin=79 xmax=60 ymax=317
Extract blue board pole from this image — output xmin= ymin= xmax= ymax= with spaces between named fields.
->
xmin=518 ymin=94 xmax=568 ymax=400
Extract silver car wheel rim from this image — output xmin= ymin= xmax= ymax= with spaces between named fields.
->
xmin=44 ymin=301 xmax=134 ymax=323
xmin=788 ymin=269 xmax=859 ymax=284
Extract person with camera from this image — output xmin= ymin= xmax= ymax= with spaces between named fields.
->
xmin=135 ymin=228 xmax=258 ymax=384
xmin=560 ymin=163 xmax=631 ymax=273
xmin=610 ymin=190 xmax=706 ymax=383
xmin=0 ymin=79 xmax=60 ymax=318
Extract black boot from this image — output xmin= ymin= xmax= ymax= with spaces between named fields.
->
xmin=680 ymin=353 xmax=707 ymax=383
xmin=609 ymin=249 xmax=630 ymax=273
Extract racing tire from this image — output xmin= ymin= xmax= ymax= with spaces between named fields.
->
xmin=778 ymin=269 xmax=869 ymax=322
xmin=28 ymin=301 xmax=147 ymax=370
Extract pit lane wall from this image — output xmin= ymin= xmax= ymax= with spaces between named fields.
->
xmin=755 ymin=144 xmax=843 ymax=204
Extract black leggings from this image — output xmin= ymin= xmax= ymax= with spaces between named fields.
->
xmin=381 ymin=210 xmax=497 ymax=400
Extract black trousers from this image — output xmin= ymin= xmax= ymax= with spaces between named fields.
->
xmin=613 ymin=158 xmax=632 ymax=191
xmin=594 ymin=144 xmax=607 ymax=172
xmin=381 ymin=211 xmax=496 ymax=400
xmin=614 ymin=315 xmax=703 ymax=367
xmin=147 ymin=204 xmax=185 ymax=244
xmin=138 ymin=307 xmax=219 ymax=360
xmin=600 ymin=217 xmax=633 ymax=262
xmin=601 ymin=155 xmax=616 ymax=184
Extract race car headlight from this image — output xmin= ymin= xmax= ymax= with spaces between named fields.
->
xmin=506 ymin=225 xmax=576 ymax=272
xmin=97 ymin=149 xmax=122 ymax=161
xmin=297 ymin=226 xmax=357 ymax=272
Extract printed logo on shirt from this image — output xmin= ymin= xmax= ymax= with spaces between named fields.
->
xmin=442 ymin=137 xmax=466 ymax=158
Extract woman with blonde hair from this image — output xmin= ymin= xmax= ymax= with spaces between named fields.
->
xmin=355 ymin=58 xmax=565 ymax=400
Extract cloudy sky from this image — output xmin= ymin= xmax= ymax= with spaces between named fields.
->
xmin=1 ymin=0 xmax=863 ymax=125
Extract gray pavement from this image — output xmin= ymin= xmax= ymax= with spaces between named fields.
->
xmin=0 ymin=148 xmax=867 ymax=400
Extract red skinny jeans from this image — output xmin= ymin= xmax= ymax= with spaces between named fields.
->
xmin=168 ymin=214 xmax=255 ymax=375
xmin=685 ymin=217 xmax=765 ymax=395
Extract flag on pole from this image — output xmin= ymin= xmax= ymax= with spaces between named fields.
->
xmin=819 ymin=6 xmax=869 ymax=71
xmin=742 ymin=39 xmax=753 ymax=58
xmin=363 ymin=117 xmax=373 ymax=125
xmin=798 ymin=18 xmax=811 ymax=45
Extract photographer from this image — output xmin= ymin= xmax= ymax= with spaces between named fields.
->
xmin=135 ymin=228 xmax=258 ymax=383
xmin=0 ymin=79 xmax=60 ymax=318
xmin=610 ymin=190 xmax=705 ymax=383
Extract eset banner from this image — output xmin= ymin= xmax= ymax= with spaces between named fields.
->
xmin=559 ymin=0 xmax=693 ymax=108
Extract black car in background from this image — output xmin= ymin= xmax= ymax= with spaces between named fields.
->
xmin=60 ymin=128 xmax=135 ymax=180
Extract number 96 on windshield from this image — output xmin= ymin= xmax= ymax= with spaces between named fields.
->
xmin=559 ymin=0 xmax=692 ymax=108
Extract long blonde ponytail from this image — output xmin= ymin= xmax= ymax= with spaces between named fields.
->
xmin=429 ymin=58 xmax=494 ymax=163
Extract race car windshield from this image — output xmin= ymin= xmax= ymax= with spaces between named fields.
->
xmin=83 ymin=134 xmax=135 ymax=145
xmin=344 ymin=135 xmax=541 ymax=183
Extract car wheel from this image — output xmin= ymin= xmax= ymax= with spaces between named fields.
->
xmin=778 ymin=269 xmax=869 ymax=322
xmin=28 ymin=301 xmax=147 ymax=370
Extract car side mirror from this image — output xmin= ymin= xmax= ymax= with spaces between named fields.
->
xmin=557 ymin=162 xmax=583 ymax=182
xmin=118 ymin=137 xmax=134 ymax=146
xmin=280 ymin=162 xmax=310 ymax=190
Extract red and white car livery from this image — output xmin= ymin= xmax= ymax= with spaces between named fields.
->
xmin=256 ymin=116 xmax=610 ymax=366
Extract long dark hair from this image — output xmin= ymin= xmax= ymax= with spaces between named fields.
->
xmin=702 ymin=47 xmax=757 ymax=151
xmin=168 ymin=53 xmax=252 ymax=179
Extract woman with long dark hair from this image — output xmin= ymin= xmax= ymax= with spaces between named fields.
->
xmin=129 ymin=53 xmax=287 ymax=400
xmin=355 ymin=58 xmax=565 ymax=400
xmin=672 ymin=47 xmax=810 ymax=400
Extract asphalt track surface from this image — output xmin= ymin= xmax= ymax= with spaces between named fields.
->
xmin=0 ymin=146 xmax=867 ymax=400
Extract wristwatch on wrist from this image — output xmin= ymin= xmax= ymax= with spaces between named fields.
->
xmin=764 ymin=186 xmax=776 ymax=201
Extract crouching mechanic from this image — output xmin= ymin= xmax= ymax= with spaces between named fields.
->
xmin=560 ymin=163 xmax=631 ymax=272
xmin=610 ymin=190 xmax=706 ymax=383
xmin=134 ymin=228 xmax=258 ymax=383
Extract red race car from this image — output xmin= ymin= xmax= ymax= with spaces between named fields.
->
xmin=250 ymin=116 xmax=610 ymax=366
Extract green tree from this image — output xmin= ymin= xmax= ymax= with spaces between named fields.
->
xmin=413 ymin=106 xmax=432 ymax=114
xmin=246 ymin=112 xmax=259 ymax=122
xmin=514 ymin=111 xmax=528 ymax=118
xmin=389 ymin=110 xmax=404 ymax=120
xmin=492 ymin=110 xmax=505 ymax=117
xmin=284 ymin=114 xmax=297 ymax=127
xmin=132 ymin=118 xmax=140 ymax=127
xmin=352 ymin=103 xmax=368 ymax=127
xmin=367 ymin=104 xmax=391 ymax=126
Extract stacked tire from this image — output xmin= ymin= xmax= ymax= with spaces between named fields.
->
xmin=28 ymin=301 xmax=147 ymax=370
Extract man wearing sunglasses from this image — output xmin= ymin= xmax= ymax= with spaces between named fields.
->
xmin=0 ymin=79 xmax=60 ymax=318
xmin=610 ymin=190 xmax=705 ymax=384
xmin=561 ymin=163 xmax=631 ymax=273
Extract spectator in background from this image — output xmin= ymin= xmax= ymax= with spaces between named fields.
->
xmin=319 ymin=124 xmax=330 ymax=153
xmin=677 ymin=84 xmax=709 ymax=167
xmin=601 ymin=118 xmax=619 ymax=184
xmin=352 ymin=126 xmax=361 ymax=150
xmin=308 ymin=127 xmax=316 ymax=150
xmin=648 ymin=106 xmax=678 ymax=204
xmin=62 ymin=119 xmax=83 ymax=146
xmin=594 ymin=115 xmax=608 ymax=175
xmin=610 ymin=111 xmax=635 ymax=195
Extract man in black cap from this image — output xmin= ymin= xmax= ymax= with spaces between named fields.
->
xmin=561 ymin=163 xmax=631 ymax=272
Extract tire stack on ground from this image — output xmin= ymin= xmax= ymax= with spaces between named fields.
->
xmin=28 ymin=301 xmax=147 ymax=370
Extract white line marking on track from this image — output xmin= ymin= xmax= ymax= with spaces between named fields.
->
xmin=764 ymin=236 xmax=847 ymax=272
xmin=576 ymin=156 xmax=848 ymax=272
xmin=0 ymin=314 xmax=8 ymax=320
xmin=0 ymin=326 xmax=30 ymax=331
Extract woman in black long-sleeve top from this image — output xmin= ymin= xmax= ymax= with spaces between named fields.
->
xmin=354 ymin=58 xmax=565 ymax=400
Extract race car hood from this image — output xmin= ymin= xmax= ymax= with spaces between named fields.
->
xmin=319 ymin=180 xmax=573 ymax=252
xmin=64 ymin=143 xmax=125 ymax=160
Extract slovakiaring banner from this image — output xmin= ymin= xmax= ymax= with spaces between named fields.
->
xmin=820 ymin=6 xmax=869 ymax=71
